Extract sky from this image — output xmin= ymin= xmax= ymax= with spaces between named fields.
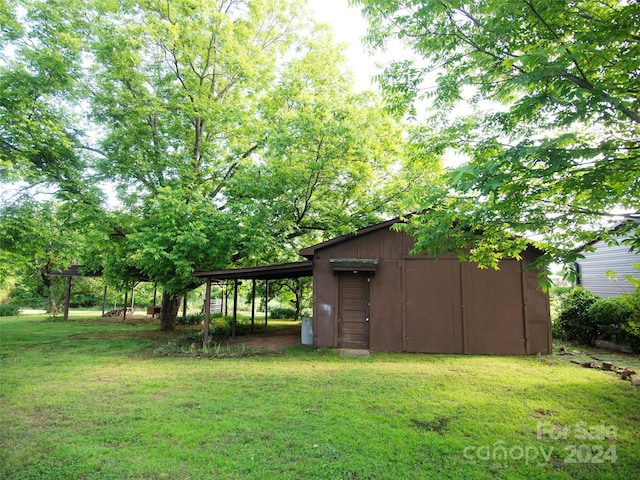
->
xmin=307 ymin=0 xmax=393 ymax=92
xmin=309 ymin=1 xmax=469 ymax=169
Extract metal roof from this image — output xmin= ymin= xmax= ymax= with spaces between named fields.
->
xmin=193 ymin=261 xmax=313 ymax=280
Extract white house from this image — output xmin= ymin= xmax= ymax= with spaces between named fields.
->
xmin=576 ymin=239 xmax=639 ymax=298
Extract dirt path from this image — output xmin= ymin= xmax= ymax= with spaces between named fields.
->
xmin=234 ymin=326 xmax=302 ymax=351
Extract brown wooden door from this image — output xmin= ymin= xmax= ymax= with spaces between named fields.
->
xmin=338 ymin=273 xmax=370 ymax=349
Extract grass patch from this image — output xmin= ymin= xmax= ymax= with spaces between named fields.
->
xmin=410 ymin=417 xmax=451 ymax=435
xmin=1 ymin=314 xmax=639 ymax=479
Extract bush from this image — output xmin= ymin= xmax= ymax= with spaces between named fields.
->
xmin=556 ymin=287 xmax=599 ymax=345
xmin=68 ymin=293 xmax=103 ymax=308
xmin=588 ymin=297 xmax=634 ymax=341
xmin=549 ymin=285 xmax=573 ymax=323
xmin=622 ymin=320 xmax=640 ymax=353
xmin=268 ymin=307 xmax=297 ymax=319
xmin=556 ymin=286 xmax=640 ymax=352
xmin=621 ymin=288 xmax=640 ymax=352
xmin=176 ymin=313 xmax=204 ymax=325
xmin=209 ymin=316 xmax=251 ymax=338
xmin=0 ymin=304 xmax=20 ymax=316
xmin=549 ymin=285 xmax=572 ymax=339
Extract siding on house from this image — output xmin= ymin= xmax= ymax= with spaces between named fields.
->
xmin=577 ymin=241 xmax=640 ymax=297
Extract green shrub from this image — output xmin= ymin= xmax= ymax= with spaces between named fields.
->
xmin=549 ymin=285 xmax=573 ymax=323
xmin=556 ymin=286 xmax=640 ymax=352
xmin=621 ymin=287 xmax=640 ymax=352
xmin=195 ymin=315 xmax=250 ymax=338
xmin=550 ymin=319 xmax=563 ymax=341
xmin=268 ymin=307 xmax=297 ymax=319
xmin=0 ymin=304 xmax=20 ymax=316
xmin=622 ymin=320 xmax=640 ymax=353
xmin=68 ymin=293 xmax=103 ymax=308
xmin=549 ymin=285 xmax=572 ymax=339
xmin=556 ymin=287 xmax=599 ymax=345
xmin=588 ymin=296 xmax=634 ymax=341
xmin=176 ymin=313 xmax=204 ymax=325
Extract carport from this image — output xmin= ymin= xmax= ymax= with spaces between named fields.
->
xmin=51 ymin=264 xmax=150 ymax=321
xmin=193 ymin=261 xmax=313 ymax=346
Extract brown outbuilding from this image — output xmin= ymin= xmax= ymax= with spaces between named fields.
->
xmin=195 ymin=218 xmax=552 ymax=354
xmin=299 ymin=219 xmax=551 ymax=354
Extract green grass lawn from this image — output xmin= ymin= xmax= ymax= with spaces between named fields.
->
xmin=1 ymin=313 xmax=639 ymax=479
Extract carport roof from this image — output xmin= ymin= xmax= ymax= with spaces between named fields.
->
xmin=193 ymin=261 xmax=313 ymax=280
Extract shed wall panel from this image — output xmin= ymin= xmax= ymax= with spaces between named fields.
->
xmin=462 ymin=260 xmax=527 ymax=354
xmin=312 ymin=259 xmax=337 ymax=348
xmin=404 ymin=259 xmax=463 ymax=353
xmin=523 ymin=252 xmax=552 ymax=354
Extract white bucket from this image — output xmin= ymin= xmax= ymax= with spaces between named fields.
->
xmin=301 ymin=317 xmax=313 ymax=345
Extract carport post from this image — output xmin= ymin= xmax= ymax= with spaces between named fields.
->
xmin=204 ymin=278 xmax=211 ymax=347
xmin=264 ymin=280 xmax=269 ymax=328
xmin=232 ymin=279 xmax=238 ymax=339
xmin=224 ymin=282 xmax=228 ymax=316
xmin=250 ymin=279 xmax=256 ymax=333
xmin=123 ymin=290 xmax=128 ymax=322
xmin=101 ymin=285 xmax=107 ymax=316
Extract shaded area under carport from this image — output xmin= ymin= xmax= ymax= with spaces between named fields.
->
xmin=193 ymin=261 xmax=313 ymax=345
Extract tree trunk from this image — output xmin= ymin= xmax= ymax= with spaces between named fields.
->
xmin=41 ymin=273 xmax=57 ymax=315
xmin=39 ymin=259 xmax=58 ymax=315
xmin=47 ymin=282 xmax=57 ymax=315
xmin=291 ymin=279 xmax=307 ymax=322
xmin=159 ymin=291 xmax=181 ymax=332
xmin=293 ymin=286 xmax=302 ymax=322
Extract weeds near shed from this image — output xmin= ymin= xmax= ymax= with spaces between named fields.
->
xmin=0 ymin=304 xmax=20 ymax=316
xmin=210 ymin=341 xmax=249 ymax=357
xmin=152 ymin=331 xmax=258 ymax=358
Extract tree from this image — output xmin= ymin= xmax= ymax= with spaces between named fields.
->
xmin=0 ymin=0 xmax=107 ymax=312
xmin=84 ymin=2 xmax=406 ymax=329
xmin=2 ymin=0 xmax=408 ymax=331
xmin=227 ymin=28 xmax=405 ymax=265
xmin=68 ymin=0 xmax=309 ymax=330
xmin=2 ymin=0 xmax=296 ymax=327
xmin=0 ymin=198 xmax=98 ymax=313
xmin=0 ymin=0 xmax=96 ymax=200
xmin=355 ymin=0 xmax=640 ymax=275
xmin=262 ymin=277 xmax=311 ymax=321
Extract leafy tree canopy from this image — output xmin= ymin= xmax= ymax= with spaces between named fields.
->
xmin=228 ymin=29 xmax=405 ymax=265
xmin=0 ymin=0 xmax=98 ymax=200
xmin=0 ymin=197 xmax=103 ymax=312
xmin=355 ymin=0 xmax=640 ymax=277
xmin=2 ymin=0 xmax=408 ymax=328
